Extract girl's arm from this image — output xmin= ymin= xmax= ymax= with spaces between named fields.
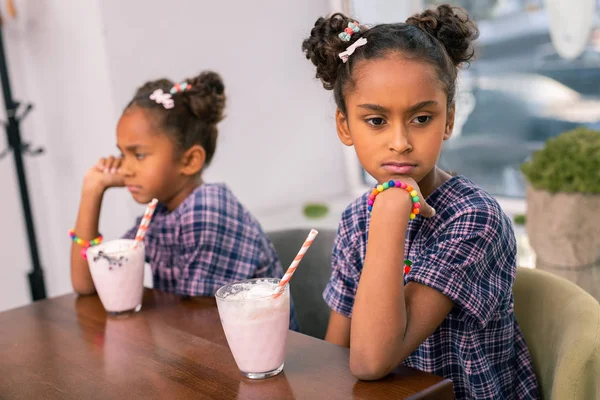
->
xmin=71 ymin=157 xmax=124 ymax=294
xmin=350 ymin=187 xmax=453 ymax=380
xmin=325 ymin=310 xmax=351 ymax=347
xmin=70 ymin=183 xmax=104 ymax=294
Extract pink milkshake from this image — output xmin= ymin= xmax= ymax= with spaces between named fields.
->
xmin=86 ymin=239 xmax=145 ymax=316
xmin=215 ymin=278 xmax=290 ymax=379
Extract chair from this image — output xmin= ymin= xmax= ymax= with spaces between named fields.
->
xmin=513 ymin=267 xmax=600 ymax=400
xmin=267 ymin=228 xmax=336 ymax=340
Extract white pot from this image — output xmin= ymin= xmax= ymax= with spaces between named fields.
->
xmin=526 ymin=186 xmax=600 ymax=268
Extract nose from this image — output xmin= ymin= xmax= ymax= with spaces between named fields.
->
xmin=119 ymin=158 xmax=134 ymax=178
xmin=389 ymin=124 xmax=412 ymax=154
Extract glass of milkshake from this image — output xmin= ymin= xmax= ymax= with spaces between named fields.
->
xmin=86 ymin=239 xmax=145 ymax=316
xmin=215 ymin=278 xmax=290 ymax=379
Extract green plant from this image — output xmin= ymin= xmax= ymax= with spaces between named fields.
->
xmin=521 ymin=127 xmax=600 ymax=194
xmin=303 ymin=203 xmax=329 ymax=219
xmin=513 ymin=214 xmax=526 ymax=225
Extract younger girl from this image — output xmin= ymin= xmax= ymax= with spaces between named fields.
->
xmin=70 ymin=71 xmax=298 ymax=330
xmin=303 ymin=5 xmax=539 ymax=398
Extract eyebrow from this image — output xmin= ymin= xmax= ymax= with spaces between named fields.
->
xmin=117 ymin=144 xmax=145 ymax=152
xmin=406 ymin=100 xmax=438 ymax=114
xmin=357 ymin=100 xmax=438 ymax=114
xmin=357 ymin=103 xmax=389 ymax=112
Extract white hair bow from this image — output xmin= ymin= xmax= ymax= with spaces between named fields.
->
xmin=149 ymin=89 xmax=174 ymax=109
xmin=338 ymin=37 xmax=368 ymax=63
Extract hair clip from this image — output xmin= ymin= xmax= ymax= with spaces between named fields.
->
xmin=339 ymin=37 xmax=368 ymax=63
xmin=338 ymin=21 xmax=360 ymax=42
xmin=170 ymin=81 xmax=191 ymax=95
xmin=149 ymin=89 xmax=174 ymax=109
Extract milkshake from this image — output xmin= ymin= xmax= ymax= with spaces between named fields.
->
xmin=86 ymin=239 xmax=145 ymax=315
xmin=215 ymin=278 xmax=290 ymax=379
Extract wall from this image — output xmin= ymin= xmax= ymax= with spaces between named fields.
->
xmin=0 ymin=0 xmax=348 ymax=312
xmin=0 ymin=0 xmax=130 ymax=311
xmin=99 ymin=0 xmax=346 ymax=214
xmin=351 ymin=0 xmax=422 ymax=23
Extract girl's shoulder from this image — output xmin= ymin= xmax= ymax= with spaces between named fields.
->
xmin=416 ymin=176 xmax=515 ymax=254
xmin=170 ymin=183 xmax=259 ymax=231
xmin=183 ymin=183 xmax=245 ymax=216
xmin=432 ymin=176 xmax=501 ymax=210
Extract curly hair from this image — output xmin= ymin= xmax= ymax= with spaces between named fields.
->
xmin=302 ymin=5 xmax=479 ymax=114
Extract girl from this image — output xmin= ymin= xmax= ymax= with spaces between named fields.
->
xmin=302 ymin=5 xmax=539 ymax=399
xmin=70 ymin=71 xmax=298 ymax=330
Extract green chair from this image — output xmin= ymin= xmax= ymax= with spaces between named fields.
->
xmin=513 ymin=267 xmax=600 ymax=400
xmin=267 ymin=228 xmax=335 ymax=339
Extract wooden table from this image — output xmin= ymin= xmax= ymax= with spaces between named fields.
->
xmin=0 ymin=289 xmax=453 ymax=399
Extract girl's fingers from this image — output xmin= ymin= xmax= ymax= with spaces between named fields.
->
xmin=95 ymin=158 xmax=107 ymax=172
xmin=406 ymin=182 xmax=436 ymax=219
xmin=103 ymin=156 xmax=123 ymax=174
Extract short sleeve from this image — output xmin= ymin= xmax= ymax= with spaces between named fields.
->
xmin=323 ymin=209 xmax=363 ymax=318
xmin=175 ymin=205 xmax=262 ymax=297
xmin=406 ymin=208 xmax=516 ymax=329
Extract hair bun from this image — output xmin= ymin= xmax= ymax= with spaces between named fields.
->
xmin=185 ymin=71 xmax=226 ymax=124
xmin=406 ymin=5 xmax=478 ymax=66
xmin=302 ymin=13 xmax=365 ymax=90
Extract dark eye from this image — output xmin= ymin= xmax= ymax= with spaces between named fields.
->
xmin=367 ymin=118 xmax=386 ymax=127
xmin=135 ymin=153 xmax=146 ymax=160
xmin=413 ymin=116 xmax=432 ymax=125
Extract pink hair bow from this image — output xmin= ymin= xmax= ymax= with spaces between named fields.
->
xmin=338 ymin=37 xmax=368 ymax=63
xmin=149 ymin=89 xmax=174 ymax=109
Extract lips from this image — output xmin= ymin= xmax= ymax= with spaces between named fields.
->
xmin=381 ymin=162 xmax=417 ymax=174
xmin=126 ymin=185 xmax=142 ymax=194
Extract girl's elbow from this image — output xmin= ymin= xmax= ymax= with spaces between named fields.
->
xmin=72 ymin=281 xmax=96 ymax=296
xmin=349 ymin=352 xmax=393 ymax=381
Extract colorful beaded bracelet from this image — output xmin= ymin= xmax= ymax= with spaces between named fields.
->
xmin=367 ymin=180 xmax=421 ymax=219
xmin=69 ymin=229 xmax=103 ymax=260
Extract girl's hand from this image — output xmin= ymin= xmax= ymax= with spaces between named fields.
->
xmin=83 ymin=156 xmax=125 ymax=193
xmin=372 ymin=178 xmax=436 ymax=219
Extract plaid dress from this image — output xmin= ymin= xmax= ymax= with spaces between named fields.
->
xmin=124 ymin=183 xmax=299 ymax=331
xmin=323 ymin=176 xmax=540 ymax=399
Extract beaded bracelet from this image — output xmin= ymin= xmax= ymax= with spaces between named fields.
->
xmin=367 ymin=180 xmax=421 ymax=219
xmin=69 ymin=229 xmax=103 ymax=260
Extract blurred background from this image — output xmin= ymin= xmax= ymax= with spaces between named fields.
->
xmin=1 ymin=0 xmax=598 ymax=311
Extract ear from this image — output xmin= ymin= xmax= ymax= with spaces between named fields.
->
xmin=444 ymin=104 xmax=455 ymax=141
xmin=179 ymin=145 xmax=206 ymax=176
xmin=336 ymin=109 xmax=354 ymax=146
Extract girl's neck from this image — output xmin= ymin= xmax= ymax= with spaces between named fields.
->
xmin=418 ymin=166 xmax=451 ymax=200
xmin=162 ymin=177 xmax=203 ymax=212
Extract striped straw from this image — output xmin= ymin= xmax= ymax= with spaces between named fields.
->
xmin=132 ymin=198 xmax=158 ymax=249
xmin=273 ymin=229 xmax=319 ymax=298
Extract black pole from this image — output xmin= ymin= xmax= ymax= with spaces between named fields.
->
xmin=0 ymin=24 xmax=47 ymax=301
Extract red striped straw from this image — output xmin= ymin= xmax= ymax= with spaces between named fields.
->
xmin=273 ymin=229 xmax=319 ymax=298
xmin=132 ymin=198 xmax=158 ymax=249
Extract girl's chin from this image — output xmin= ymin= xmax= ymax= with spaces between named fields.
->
xmin=130 ymin=192 xmax=153 ymax=204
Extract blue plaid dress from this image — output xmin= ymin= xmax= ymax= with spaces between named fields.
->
xmin=124 ymin=183 xmax=299 ymax=331
xmin=324 ymin=176 xmax=539 ymax=399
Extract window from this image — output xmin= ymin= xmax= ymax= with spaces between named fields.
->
xmin=346 ymin=0 xmax=600 ymax=217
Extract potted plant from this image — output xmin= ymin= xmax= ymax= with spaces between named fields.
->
xmin=521 ymin=127 xmax=600 ymax=298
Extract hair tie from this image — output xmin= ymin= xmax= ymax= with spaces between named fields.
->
xmin=170 ymin=81 xmax=191 ymax=95
xmin=338 ymin=21 xmax=360 ymax=42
